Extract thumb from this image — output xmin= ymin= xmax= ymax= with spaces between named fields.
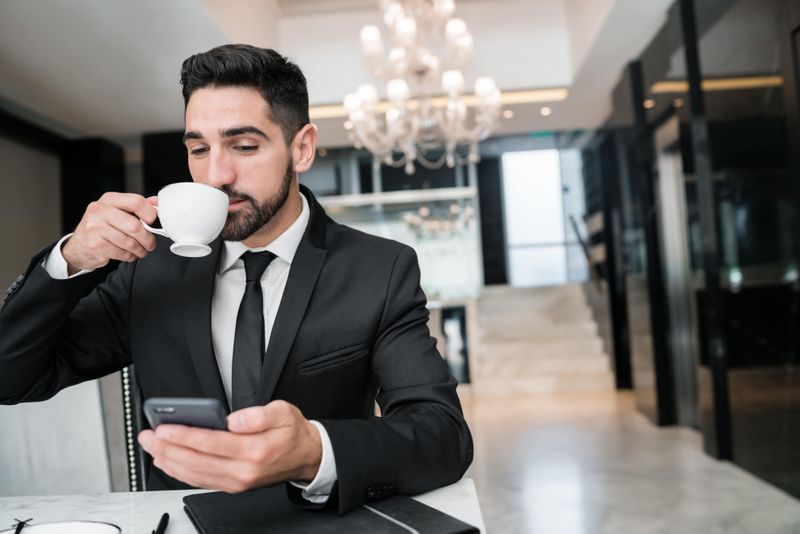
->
xmin=228 ymin=401 xmax=293 ymax=434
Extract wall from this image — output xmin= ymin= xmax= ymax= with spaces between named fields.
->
xmin=0 ymin=136 xmax=111 ymax=496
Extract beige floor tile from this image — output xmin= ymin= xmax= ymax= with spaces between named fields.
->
xmin=459 ymin=389 xmax=800 ymax=534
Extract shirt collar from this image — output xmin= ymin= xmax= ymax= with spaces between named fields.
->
xmin=219 ymin=191 xmax=310 ymax=274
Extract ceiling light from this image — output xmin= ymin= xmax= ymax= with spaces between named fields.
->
xmin=503 ymin=110 xmax=514 ymax=119
xmin=650 ymin=75 xmax=783 ymax=94
xmin=344 ymin=0 xmax=502 ymax=173
xmin=318 ymin=148 xmax=328 ymax=157
xmin=540 ymin=106 xmax=552 ymax=117
xmin=343 ymin=120 xmax=354 ymax=130
xmin=673 ymin=98 xmax=684 ymax=108
xmin=643 ymin=99 xmax=655 ymax=109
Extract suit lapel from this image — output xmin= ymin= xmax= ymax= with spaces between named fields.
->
xmin=256 ymin=185 xmax=329 ymax=405
xmin=182 ymin=238 xmax=230 ymax=412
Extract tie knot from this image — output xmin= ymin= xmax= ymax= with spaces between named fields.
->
xmin=241 ymin=251 xmax=276 ymax=282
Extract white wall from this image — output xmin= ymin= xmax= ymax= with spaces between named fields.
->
xmin=0 ymin=138 xmax=60 ymax=283
xmin=565 ymin=0 xmax=617 ymax=75
xmin=0 ymin=137 xmax=111 ymax=496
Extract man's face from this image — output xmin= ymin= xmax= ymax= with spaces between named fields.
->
xmin=183 ymin=86 xmax=294 ymax=241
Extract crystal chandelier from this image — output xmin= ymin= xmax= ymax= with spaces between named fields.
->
xmin=343 ymin=0 xmax=502 ymax=174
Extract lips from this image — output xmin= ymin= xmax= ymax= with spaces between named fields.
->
xmin=228 ymin=199 xmax=247 ymax=210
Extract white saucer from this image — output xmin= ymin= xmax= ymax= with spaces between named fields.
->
xmin=170 ymin=241 xmax=212 ymax=257
xmin=0 ymin=521 xmax=120 ymax=533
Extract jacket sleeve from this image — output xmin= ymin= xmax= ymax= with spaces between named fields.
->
xmin=0 ymin=243 xmax=133 ymax=404
xmin=317 ymin=246 xmax=474 ymax=513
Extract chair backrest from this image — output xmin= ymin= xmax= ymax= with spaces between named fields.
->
xmin=121 ymin=365 xmax=150 ymax=491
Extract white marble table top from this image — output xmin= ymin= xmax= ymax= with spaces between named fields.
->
xmin=0 ymin=478 xmax=485 ymax=533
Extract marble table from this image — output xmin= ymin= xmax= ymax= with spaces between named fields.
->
xmin=0 ymin=478 xmax=484 ymax=533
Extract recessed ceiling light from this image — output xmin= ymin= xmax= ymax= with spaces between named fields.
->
xmin=540 ymin=106 xmax=552 ymax=116
xmin=344 ymin=120 xmax=354 ymax=130
xmin=673 ymin=98 xmax=684 ymax=108
xmin=643 ymin=99 xmax=656 ymax=109
xmin=503 ymin=109 xmax=514 ymax=119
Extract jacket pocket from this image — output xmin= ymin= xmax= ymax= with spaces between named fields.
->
xmin=296 ymin=344 xmax=369 ymax=374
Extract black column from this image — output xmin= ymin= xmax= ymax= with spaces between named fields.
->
xmin=678 ymin=0 xmax=732 ymax=459
xmin=142 ymin=131 xmax=191 ymax=197
xmin=477 ymin=156 xmax=508 ymax=285
xmin=597 ymin=133 xmax=633 ymax=389
xmin=630 ymin=60 xmax=676 ymax=425
xmin=60 ymin=139 xmax=125 ymax=234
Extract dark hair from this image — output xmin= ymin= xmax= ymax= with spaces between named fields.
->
xmin=180 ymin=44 xmax=309 ymax=145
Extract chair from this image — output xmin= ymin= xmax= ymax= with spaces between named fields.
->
xmin=121 ymin=365 xmax=150 ymax=491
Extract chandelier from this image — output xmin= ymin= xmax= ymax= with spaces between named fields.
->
xmin=343 ymin=0 xmax=502 ymax=174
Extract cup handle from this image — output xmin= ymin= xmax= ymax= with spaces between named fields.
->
xmin=141 ymin=206 xmax=168 ymax=237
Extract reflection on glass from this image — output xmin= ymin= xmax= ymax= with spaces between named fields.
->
xmin=690 ymin=0 xmax=800 ymax=497
xmin=323 ymin=196 xmax=482 ymax=301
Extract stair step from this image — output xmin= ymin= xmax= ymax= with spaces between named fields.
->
xmin=477 ymin=318 xmax=598 ymax=333
xmin=475 ymin=356 xmax=610 ymax=376
xmin=476 ymin=338 xmax=605 ymax=356
xmin=473 ymin=284 xmax=614 ymax=394
xmin=478 ymin=330 xmax=600 ymax=345
xmin=471 ymin=372 xmax=616 ymax=395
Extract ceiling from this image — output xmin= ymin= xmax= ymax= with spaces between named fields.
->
xmin=0 ymin=0 xmax=674 ymax=150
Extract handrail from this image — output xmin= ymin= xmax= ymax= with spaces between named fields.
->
xmin=569 ymin=214 xmax=602 ymax=292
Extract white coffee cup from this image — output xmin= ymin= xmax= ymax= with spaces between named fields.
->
xmin=141 ymin=182 xmax=228 ymax=257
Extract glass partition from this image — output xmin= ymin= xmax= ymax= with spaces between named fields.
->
xmin=320 ymin=190 xmax=483 ymax=302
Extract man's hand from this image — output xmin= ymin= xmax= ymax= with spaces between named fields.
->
xmin=137 ymin=400 xmax=323 ymax=493
xmin=62 ymin=192 xmax=158 ymax=275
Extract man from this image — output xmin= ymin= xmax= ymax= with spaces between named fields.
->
xmin=0 ymin=44 xmax=473 ymax=512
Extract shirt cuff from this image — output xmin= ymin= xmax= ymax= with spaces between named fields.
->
xmin=43 ymin=234 xmax=95 ymax=279
xmin=289 ymin=420 xmax=338 ymax=504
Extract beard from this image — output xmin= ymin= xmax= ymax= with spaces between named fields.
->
xmin=220 ymin=162 xmax=294 ymax=241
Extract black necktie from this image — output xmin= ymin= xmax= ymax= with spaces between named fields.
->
xmin=231 ymin=250 xmax=276 ymax=410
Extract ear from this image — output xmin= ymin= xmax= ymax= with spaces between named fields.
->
xmin=291 ymin=123 xmax=317 ymax=174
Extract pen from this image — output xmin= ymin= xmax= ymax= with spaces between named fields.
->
xmin=152 ymin=512 xmax=169 ymax=534
xmin=14 ymin=518 xmax=32 ymax=534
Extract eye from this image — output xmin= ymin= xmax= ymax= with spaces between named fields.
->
xmin=235 ymin=145 xmax=258 ymax=153
xmin=190 ymin=146 xmax=208 ymax=156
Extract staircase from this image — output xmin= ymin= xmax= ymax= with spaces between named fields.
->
xmin=472 ymin=284 xmax=614 ymax=395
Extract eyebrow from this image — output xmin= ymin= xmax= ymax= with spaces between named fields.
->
xmin=182 ymin=126 xmax=269 ymax=143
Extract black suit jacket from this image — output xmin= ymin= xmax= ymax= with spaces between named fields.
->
xmin=0 ymin=185 xmax=473 ymax=512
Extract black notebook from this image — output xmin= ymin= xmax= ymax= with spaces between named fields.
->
xmin=182 ymin=485 xmax=479 ymax=533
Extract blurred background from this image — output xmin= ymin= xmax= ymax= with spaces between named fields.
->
xmin=3 ymin=0 xmax=800 ymax=531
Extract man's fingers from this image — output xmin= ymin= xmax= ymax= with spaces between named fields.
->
xmin=148 ymin=439 xmax=251 ymax=492
xmin=84 ymin=235 xmax=138 ymax=263
xmin=153 ymin=425 xmax=288 ymax=476
xmin=100 ymin=192 xmax=158 ymax=224
xmin=99 ymin=225 xmax=151 ymax=258
xmin=228 ymin=401 xmax=295 ymax=434
xmin=104 ymin=211 xmax=157 ymax=253
xmin=153 ymin=424 xmax=251 ymax=459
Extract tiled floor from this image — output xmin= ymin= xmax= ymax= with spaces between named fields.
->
xmin=458 ymin=388 xmax=800 ymax=533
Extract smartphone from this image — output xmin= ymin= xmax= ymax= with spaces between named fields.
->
xmin=143 ymin=397 xmax=228 ymax=430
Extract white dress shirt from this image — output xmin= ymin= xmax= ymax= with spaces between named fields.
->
xmin=43 ymin=191 xmax=337 ymax=503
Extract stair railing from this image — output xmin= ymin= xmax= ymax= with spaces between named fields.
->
xmin=569 ymin=214 xmax=602 ymax=292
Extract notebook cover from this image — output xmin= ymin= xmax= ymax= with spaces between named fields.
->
xmin=182 ymin=485 xmax=479 ymax=533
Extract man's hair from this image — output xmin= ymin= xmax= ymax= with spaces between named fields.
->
xmin=180 ymin=44 xmax=309 ymax=145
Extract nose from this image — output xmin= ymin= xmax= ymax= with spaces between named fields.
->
xmin=205 ymin=150 xmax=236 ymax=188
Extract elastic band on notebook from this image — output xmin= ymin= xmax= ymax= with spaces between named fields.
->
xmin=363 ymin=505 xmax=421 ymax=534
